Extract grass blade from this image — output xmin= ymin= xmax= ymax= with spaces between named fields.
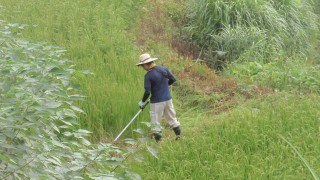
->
xmin=279 ymin=134 xmax=319 ymax=180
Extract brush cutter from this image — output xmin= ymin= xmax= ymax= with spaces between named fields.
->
xmin=113 ymin=101 xmax=149 ymax=142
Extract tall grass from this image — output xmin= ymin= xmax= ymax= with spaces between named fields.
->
xmin=133 ymin=94 xmax=320 ymax=179
xmin=0 ymin=0 xmax=147 ymax=140
xmin=185 ymin=0 xmax=319 ymax=68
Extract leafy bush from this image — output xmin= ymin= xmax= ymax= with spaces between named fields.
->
xmin=0 ymin=22 xmax=143 ymax=179
xmin=185 ymin=0 xmax=319 ymax=69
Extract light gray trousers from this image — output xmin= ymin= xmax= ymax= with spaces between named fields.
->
xmin=150 ymin=99 xmax=180 ymax=131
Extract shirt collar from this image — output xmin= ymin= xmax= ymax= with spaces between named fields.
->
xmin=148 ymin=63 xmax=157 ymax=71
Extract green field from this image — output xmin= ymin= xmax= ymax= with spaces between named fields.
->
xmin=1 ymin=0 xmax=319 ymax=179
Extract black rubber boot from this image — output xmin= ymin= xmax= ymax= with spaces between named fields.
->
xmin=153 ymin=133 xmax=162 ymax=143
xmin=173 ymin=126 xmax=181 ymax=140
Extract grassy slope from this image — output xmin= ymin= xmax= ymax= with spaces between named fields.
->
xmin=1 ymin=0 xmax=319 ymax=179
xmin=0 ymin=0 xmax=149 ymax=140
xmin=129 ymin=0 xmax=320 ymax=179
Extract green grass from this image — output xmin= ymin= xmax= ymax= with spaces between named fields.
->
xmin=0 ymin=0 xmax=148 ymax=140
xmin=132 ymin=94 xmax=320 ymax=179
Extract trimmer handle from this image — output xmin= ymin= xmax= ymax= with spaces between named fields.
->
xmin=141 ymin=100 xmax=150 ymax=110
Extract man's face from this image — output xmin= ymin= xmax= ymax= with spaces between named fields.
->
xmin=142 ymin=64 xmax=149 ymax=71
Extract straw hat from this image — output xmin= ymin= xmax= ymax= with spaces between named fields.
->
xmin=136 ymin=53 xmax=158 ymax=66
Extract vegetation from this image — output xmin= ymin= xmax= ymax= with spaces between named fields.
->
xmin=0 ymin=0 xmax=148 ymax=140
xmin=131 ymin=0 xmax=320 ymax=179
xmin=227 ymin=58 xmax=320 ymax=93
xmin=1 ymin=0 xmax=320 ymax=179
xmin=185 ymin=0 xmax=319 ymax=69
xmin=135 ymin=94 xmax=320 ymax=179
xmin=0 ymin=21 xmax=145 ymax=179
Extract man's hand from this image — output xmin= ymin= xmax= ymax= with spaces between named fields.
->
xmin=138 ymin=100 xmax=147 ymax=109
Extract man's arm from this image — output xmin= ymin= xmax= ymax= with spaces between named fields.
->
xmin=142 ymin=90 xmax=150 ymax=102
xmin=139 ymin=75 xmax=151 ymax=109
xmin=142 ymin=75 xmax=151 ymax=102
xmin=166 ymin=68 xmax=176 ymax=86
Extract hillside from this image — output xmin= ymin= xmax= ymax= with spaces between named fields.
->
xmin=130 ymin=1 xmax=320 ymax=179
xmin=1 ymin=0 xmax=319 ymax=179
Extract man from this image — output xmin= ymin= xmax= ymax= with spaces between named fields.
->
xmin=136 ymin=53 xmax=181 ymax=142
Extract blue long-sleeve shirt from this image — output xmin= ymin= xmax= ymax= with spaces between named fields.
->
xmin=143 ymin=66 xmax=176 ymax=103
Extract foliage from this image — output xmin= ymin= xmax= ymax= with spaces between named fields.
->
xmin=0 ymin=22 xmax=143 ymax=179
xmin=185 ymin=0 xmax=319 ymax=69
xmin=0 ymin=0 xmax=148 ymax=140
xmin=227 ymin=58 xmax=320 ymax=93
xmin=163 ymin=0 xmax=188 ymax=28
xmin=133 ymin=122 xmax=163 ymax=160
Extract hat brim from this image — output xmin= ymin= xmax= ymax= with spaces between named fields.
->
xmin=136 ymin=58 xmax=158 ymax=66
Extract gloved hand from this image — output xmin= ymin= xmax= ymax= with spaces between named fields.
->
xmin=138 ymin=100 xmax=147 ymax=109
